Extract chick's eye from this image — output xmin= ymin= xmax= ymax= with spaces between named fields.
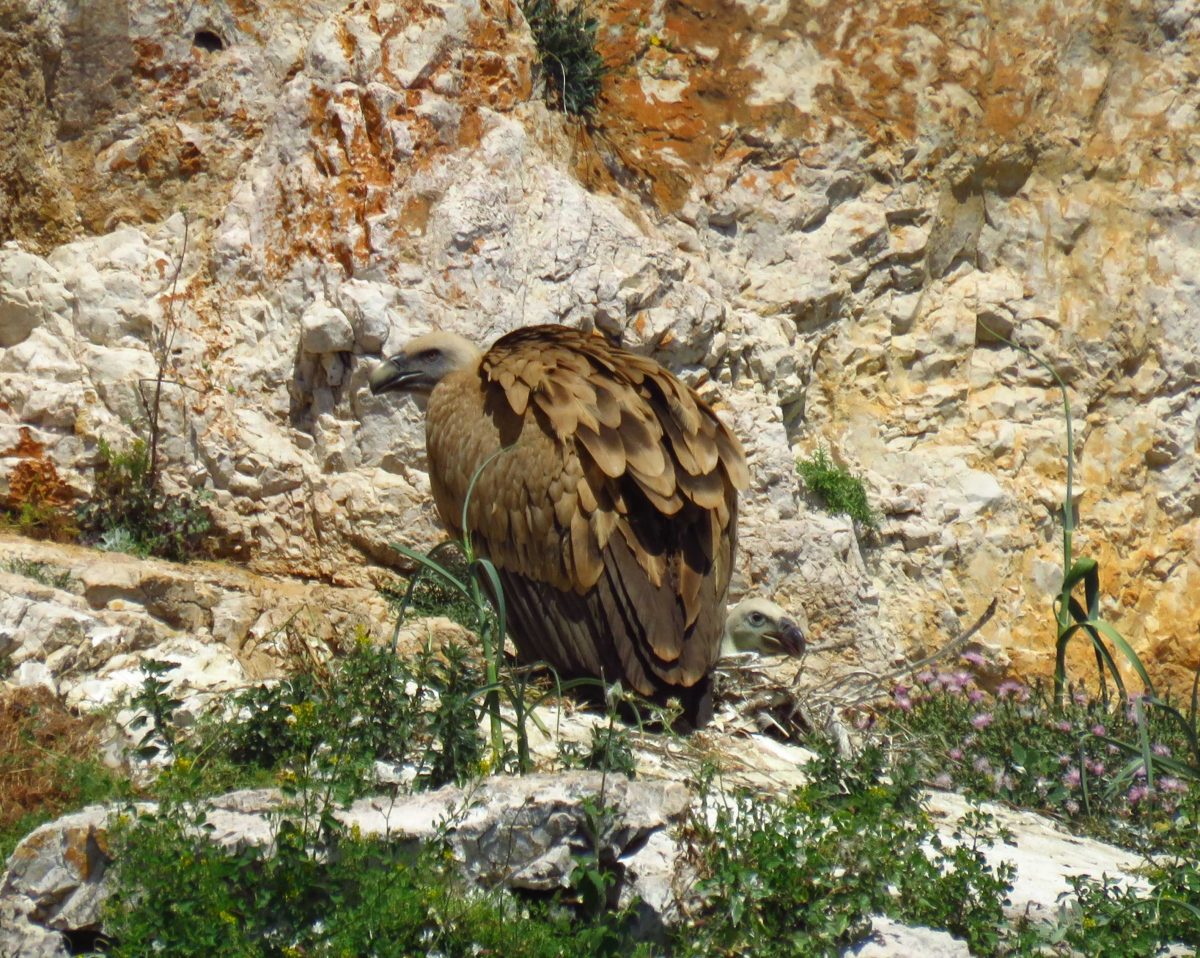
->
xmin=748 ymin=612 xmax=765 ymax=626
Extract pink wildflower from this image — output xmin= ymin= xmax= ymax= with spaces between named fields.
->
xmin=971 ymin=712 xmax=994 ymax=730
xmin=948 ymin=747 xmax=964 ymax=762
xmin=968 ymin=689 xmax=986 ymax=704
xmin=1055 ymin=720 xmax=1072 ymax=733
xmin=1152 ymin=743 xmax=1172 ymax=757
xmin=1063 ymin=767 xmax=1081 ymax=788
xmin=961 ymin=650 xmax=986 ymax=668
xmin=996 ymin=679 xmax=1027 ymax=700
xmin=933 ymin=773 xmax=953 ymax=789
xmin=1090 ymin=723 xmax=1106 ymax=737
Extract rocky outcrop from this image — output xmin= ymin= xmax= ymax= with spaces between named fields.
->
xmin=0 ymin=534 xmax=391 ymax=720
xmin=2 ymin=0 xmax=1198 ymax=704
xmin=0 ymin=774 xmax=687 ymax=956
xmin=0 ymin=768 xmax=1163 ymax=957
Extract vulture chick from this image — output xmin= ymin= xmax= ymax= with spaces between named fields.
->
xmin=720 ymin=598 xmax=807 ymax=658
xmin=369 ymin=324 xmax=749 ymax=728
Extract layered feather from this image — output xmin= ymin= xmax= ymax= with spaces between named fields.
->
xmin=421 ymin=324 xmax=747 ymax=716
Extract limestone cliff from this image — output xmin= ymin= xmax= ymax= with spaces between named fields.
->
xmin=2 ymin=0 xmax=1197 ymax=692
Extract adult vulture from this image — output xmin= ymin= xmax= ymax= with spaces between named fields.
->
xmin=369 ymin=324 xmax=748 ymax=728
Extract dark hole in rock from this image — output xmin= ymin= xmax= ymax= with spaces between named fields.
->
xmin=193 ymin=29 xmax=225 ymax=52
xmin=64 ymin=928 xmax=112 ymax=954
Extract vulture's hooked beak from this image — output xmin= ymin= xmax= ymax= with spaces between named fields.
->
xmin=772 ymin=618 xmax=806 ymax=657
xmin=369 ymin=356 xmax=426 ymax=395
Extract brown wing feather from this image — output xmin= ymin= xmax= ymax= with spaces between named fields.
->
xmin=424 ymin=324 xmax=746 ymax=716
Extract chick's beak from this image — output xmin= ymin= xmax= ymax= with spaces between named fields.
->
xmin=774 ymin=618 xmax=806 ymax=657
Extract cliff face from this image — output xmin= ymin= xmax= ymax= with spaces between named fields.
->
xmin=2 ymin=0 xmax=1197 ymax=689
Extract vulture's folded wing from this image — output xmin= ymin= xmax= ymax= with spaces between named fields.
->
xmin=425 ymin=325 xmax=747 ymax=696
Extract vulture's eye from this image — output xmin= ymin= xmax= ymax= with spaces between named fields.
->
xmin=748 ymin=612 xmax=766 ymax=626
xmin=418 ymin=348 xmax=441 ymax=362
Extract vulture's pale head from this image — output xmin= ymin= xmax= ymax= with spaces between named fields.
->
xmin=369 ymin=332 xmax=484 ymax=396
xmin=721 ymin=598 xmax=807 ymax=658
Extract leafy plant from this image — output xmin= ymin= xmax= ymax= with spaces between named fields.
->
xmin=120 ymin=636 xmax=489 ymax=805
xmin=391 ymin=448 xmax=604 ymax=776
xmin=72 ymin=214 xmax=213 ymax=563
xmin=522 ymin=0 xmax=606 ymax=116
xmin=76 ymin=437 xmax=211 ymax=560
xmin=129 ymin=658 xmax=184 ymax=761
xmin=379 ymin=549 xmax=481 ymax=631
xmin=678 ymin=744 xmax=1013 ymax=957
xmin=100 ymin=795 xmax=657 ymax=957
xmin=797 ymin=446 xmax=877 ymax=529
xmin=561 ymin=718 xmax=637 ymax=780
xmin=1056 ymin=869 xmax=1200 ymax=955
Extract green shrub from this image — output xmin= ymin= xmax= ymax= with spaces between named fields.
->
xmin=560 ymin=721 xmax=637 ymax=780
xmin=522 ymin=0 xmax=606 ymax=116
xmin=128 ymin=637 xmax=486 ymax=803
xmin=797 ymin=446 xmax=877 ymax=529
xmin=101 ymin=808 xmax=654 ymax=958
xmin=76 ymin=438 xmax=211 ymax=561
xmin=677 ymin=745 xmax=1013 ymax=957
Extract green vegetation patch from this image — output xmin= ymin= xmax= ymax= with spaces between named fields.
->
xmin=522 ymin=0 xmax=606 ymax=116
xmin=797 ymin=446 xmax=877 ymax=529
xmin=101 ymin=810 xmax=650 ymax=958
xmin=76 ymin=438 xmax=211 ymax=561
xmin=1 ymin=556 xmax=76 ymax=591
xmin=680 ymin=746 xmax=1013 ymax=957
xmin=129 ymin=637 xmax=488 ymax=801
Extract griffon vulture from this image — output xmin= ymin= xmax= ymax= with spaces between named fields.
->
xmin=369 ymin=324 xmax=748 ymax=728
xmin=721 ymin=598 xmax=807 ymax=658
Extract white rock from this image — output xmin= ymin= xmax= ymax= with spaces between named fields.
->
xmin=300 ymin=301 xmax=354 ymax=354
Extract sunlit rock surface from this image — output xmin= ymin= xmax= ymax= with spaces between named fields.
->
xmin=2 ymin=0 xmax=1198 ymax=708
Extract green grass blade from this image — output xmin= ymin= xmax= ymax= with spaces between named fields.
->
xmin=460 ymin=446 xmax=516 ymax=555
xmin=472 ymin=557 xmax=507 ymax=648
xmin=1133 ymin=695 xmax=1154 ymax=793
xmin=391 ymin=544 xmax=473 ymax=599
xmin=1190 ymin=662 xmax=1200 ymax=728
xmin=1060 ymin=607 xmax=1127 ymax=701
xmin=1062 ymin=557 xmax=1098 ymax=595
xmin=1083 ymin=561 xmax=1100 ymax=621
xmin=1090 ymin=619 xmax=1155 ymax=698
